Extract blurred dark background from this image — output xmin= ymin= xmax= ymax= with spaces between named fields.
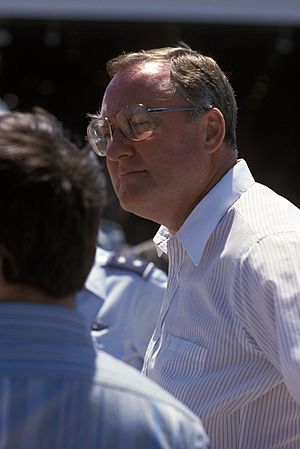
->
xmin=0 ymin=13 xmax=299 ymax=245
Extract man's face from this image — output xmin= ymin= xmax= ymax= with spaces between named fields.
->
xmin=102 ymin=62 xmax=212 ymax=232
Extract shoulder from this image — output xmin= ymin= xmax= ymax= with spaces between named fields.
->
xmin=94 ymin=350 xmax=191 ymax=414
xmin=92 ymin=350 xmax=209 ymax=447
xmin=90 ymin=351 xmax=210 ymax=449
xmin=79 ymin=247 xmax=166 ymax=311
xmin=94 ymin=247 xmax=167 ymax=286
xmin=96 ymin=248 xmax=155 ymax=280
xmin=233 ymin=183 xmax=300 ymax=238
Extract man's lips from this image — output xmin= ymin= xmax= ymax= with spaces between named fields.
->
xmin=119 ymin=169 xmax=146 ymax=177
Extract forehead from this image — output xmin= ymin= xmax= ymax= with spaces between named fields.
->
xmin=102 ymin=61 xmax=173 ymax=115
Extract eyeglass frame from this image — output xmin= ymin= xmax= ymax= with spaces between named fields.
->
xmin=87 ymin=103 xmax=203 ymax=157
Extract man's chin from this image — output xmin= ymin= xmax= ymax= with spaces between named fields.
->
xmin=120 ymin=199 xmax=142 ymax=216
xmin=119 ymin=193 xmax=152 ymax=220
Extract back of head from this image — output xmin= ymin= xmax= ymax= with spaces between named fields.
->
xmin=0 ymin=108 xmax=105 ymax=298
xmin=107 ymin=43 xmax=237 ymax=148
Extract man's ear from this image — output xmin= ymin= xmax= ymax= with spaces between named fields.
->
xmin=202 ymin=108 xmax=226 ymax=154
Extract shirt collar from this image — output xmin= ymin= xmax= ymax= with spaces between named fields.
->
xmin=154 ymin=159 xmax=255 ymax=266
xmin=0 ymin=302 xmax=96 ymax=367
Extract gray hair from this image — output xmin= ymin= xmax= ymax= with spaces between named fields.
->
xmin=107 ymin=44 xmax=237 ymax=148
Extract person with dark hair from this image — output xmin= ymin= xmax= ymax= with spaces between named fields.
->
xmin=87 ymin=44 xmax=300 ymax=449
xmin=0 ymin=108 xmax=210 ymax=449
xmin=0 ymin=108 xmax=103 ymax=300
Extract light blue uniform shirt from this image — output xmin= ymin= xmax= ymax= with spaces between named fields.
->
xmin=76 ymin=247 xmax=167 ymax=370
xmin=0 ymin=302 xmax=210 ymax=449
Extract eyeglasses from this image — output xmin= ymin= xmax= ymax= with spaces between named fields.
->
xmin=87 ymin=103 xmax=197 ymax=157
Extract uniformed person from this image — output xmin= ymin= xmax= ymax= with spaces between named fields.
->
xmin=76 ymin=246 xmax=167 ymax=370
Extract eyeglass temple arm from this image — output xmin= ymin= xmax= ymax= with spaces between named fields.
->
xmin=148 ymin=107 xmax=196 ymax=113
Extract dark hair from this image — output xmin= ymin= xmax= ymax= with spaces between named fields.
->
xmin=0 ymin=108 xmax=105 ymax=298
xmin=107 ymin=44 xmax=237 ymax=148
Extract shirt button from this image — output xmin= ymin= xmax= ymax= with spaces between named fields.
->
xmin=92 ymin=322 xmax=107 ymax=331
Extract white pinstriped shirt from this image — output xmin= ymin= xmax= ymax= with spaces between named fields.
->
xmin=143 ymin=159 xmax=300 ymax=449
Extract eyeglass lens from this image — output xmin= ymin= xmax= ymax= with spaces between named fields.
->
xmin=88 ymin=103 xmax=199 ymax=156
xmin=116 ymin=104 xmax=153 ymax=141
xmin=88 ymin=117 xmax=111 ymax=156
xmin=88 ymin=104 xmax=154 ymax=156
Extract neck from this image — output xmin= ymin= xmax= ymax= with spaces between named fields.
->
xmin=0 ymin=281 xmax=75 ymax=309
xmin=167 ymin=154 xmax=237 ymax=234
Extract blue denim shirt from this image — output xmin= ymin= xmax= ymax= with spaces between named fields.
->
xmin=0 ymin=302 xmax=210 ymax=449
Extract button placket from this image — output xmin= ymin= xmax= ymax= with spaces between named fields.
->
xmin=152 ymin=237 xmax=185 ymax=341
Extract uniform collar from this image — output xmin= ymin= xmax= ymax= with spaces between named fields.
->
xmin=154 ymin=159 xmax=255 ymax=266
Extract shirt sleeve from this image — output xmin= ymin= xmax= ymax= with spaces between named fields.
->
xmin=236 ymin=231 xmax=300 ymax=405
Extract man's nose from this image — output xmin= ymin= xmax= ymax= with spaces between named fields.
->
xmin=106 ymin=128 xmax=134 ymax=160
